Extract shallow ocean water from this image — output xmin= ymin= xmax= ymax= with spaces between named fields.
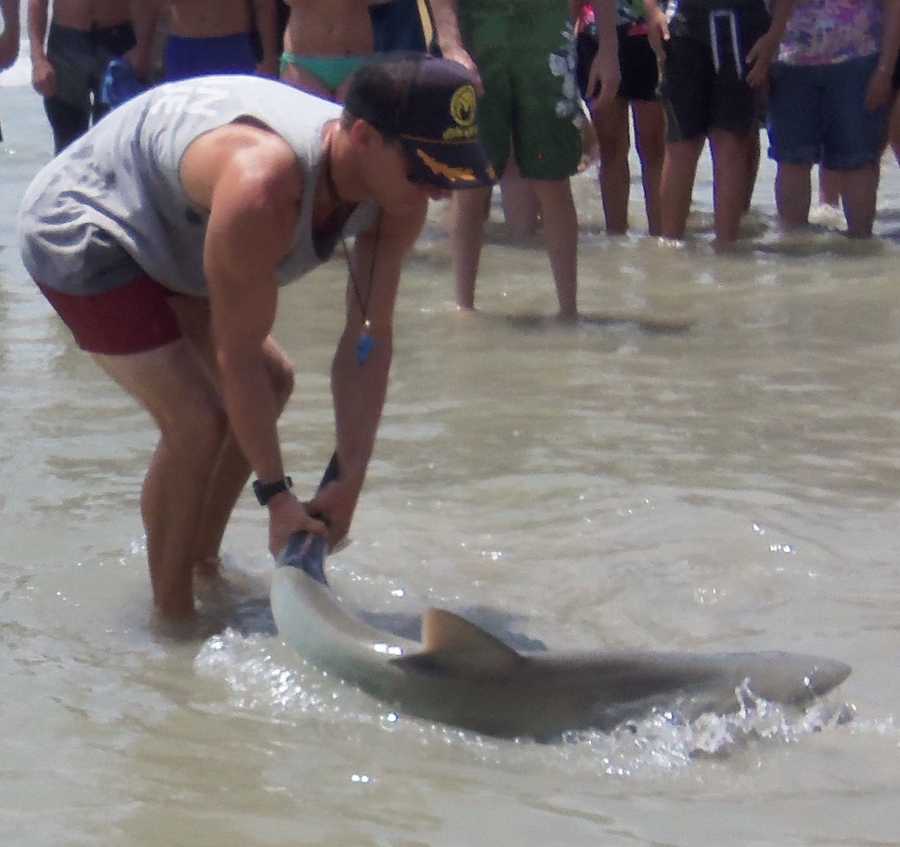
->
xmin=1 ymin=77 xmax=899 ymax=846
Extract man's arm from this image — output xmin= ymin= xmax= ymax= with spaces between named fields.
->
xmin=307 ymin=197 xmax=429 ymax=548
xmin=28 ymin=0 xmax=54 ymax=96
xmin=188 ymin=129 xmax=327 ymax=556
xmin=251 ymin=0 xmax=279 ymax=78
xmin=429 ymin=0 xmax=483 ymax=91
xmin=0 ymin=0 xmax=20 ymax=71
xmin=587 ymin=0 xmax=620 ymax=108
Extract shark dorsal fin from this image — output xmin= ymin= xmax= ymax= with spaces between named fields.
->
xmin=391 ymin=608 xmax=524 ymax=676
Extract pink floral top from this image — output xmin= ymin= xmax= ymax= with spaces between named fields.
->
xmin=778 ymin=0 xmax=882 ymax=65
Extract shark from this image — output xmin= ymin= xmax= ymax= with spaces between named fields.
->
xmin=270 ymin=531 xmax=851 ymax=740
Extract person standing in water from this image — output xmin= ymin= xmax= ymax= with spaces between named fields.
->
xmin=27 ymin=0 xmax=144 ymax=153
xmin=431 ymin=0 xmax=620 ymax=318
xmin=766 ymin=0 xmax=900 ymax=238
xmin=18 ymin=56 xmax=494 ymax=619
xmin=644 ymin=0 xmax=796 ymax=246
xmin=576 ymin=0 xmax=665 ymax=235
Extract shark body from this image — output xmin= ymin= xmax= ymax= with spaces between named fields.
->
xmin=270 ymin=533 xmax=851 ymax=740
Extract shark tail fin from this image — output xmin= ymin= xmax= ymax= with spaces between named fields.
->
xmin=390 ymin=608 xmax=525 ymax=676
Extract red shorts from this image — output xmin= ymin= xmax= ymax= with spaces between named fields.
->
xmin=37 ymin=274 xmax=182 ymax=355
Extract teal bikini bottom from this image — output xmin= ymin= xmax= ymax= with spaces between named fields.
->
xmin=280 ymin=53 xmax=368 ymax=92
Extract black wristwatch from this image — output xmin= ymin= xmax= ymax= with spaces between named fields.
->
xmin=253 ymin=476 xmax=293 ymax=506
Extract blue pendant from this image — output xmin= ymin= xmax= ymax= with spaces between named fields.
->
xmin=356 ymin=332 xmax=375 ymax=365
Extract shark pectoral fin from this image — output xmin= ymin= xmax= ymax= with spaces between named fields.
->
xmin=390 ymin=608 xmax=525 ymax=676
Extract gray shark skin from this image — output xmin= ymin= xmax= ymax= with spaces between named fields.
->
xmin=271 ymin=533 xmax=851 ymax=740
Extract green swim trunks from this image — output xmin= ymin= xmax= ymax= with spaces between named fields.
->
xmin=459 ymin=0 xmax=581 ymax=180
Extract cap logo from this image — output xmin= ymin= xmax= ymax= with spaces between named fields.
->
xmin=415 ymin=148 xmax=478 ymax=183
xmin=450 ymin=84 xmax=476 ymax=128
xmin=444 ymin=84 xmax=478 ymax=142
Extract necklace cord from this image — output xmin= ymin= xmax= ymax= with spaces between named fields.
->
xmin=324 ymin=131 xmax=382 ymax=331
xmin=343 ymin=210 xmax=382 ymax=331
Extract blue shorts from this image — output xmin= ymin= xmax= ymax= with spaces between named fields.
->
xmin=164 ymin=32 xmax=257 ymax=82
xmin=767 ymin=54 xmax=889 ymax=170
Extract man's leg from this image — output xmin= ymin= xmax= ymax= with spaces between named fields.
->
xmin=44 ymin=96 xmax=89 ymax=155
xmin=593 ymin=95 xmax=631 ymax=234
xmin=820 ymin=55 xmax=887 ymax=238
xmin=93 ymin=341 xmax=228 ymax=618
xmin=744 ymin=128 xmax=761 ymax=212
xmin=42 ymin=26 xmax=93 ymax=153
xmin=709 ymin=129 xmax=754 ymax=245
xmin=530 ymin=177 xmax=578 ymax=319
xmin=775 ymin=162 xmax=812 ymax=229
xmin=450 ymin=186 xmax=492 ymax=310
xmin=169 ymin=296 xmax=295 ymax=574
xmin=631 ymin=99 xmax=666 ymax=235
xmin=500 ymin=2 xmax=581 ymax=315
xmin=660 ymin=137 xmax=705 ymax=240
xmin=657 ymin=25 xmax=712 ymax=241
xmin=841 ymin=164 xmax=879 ymax=238
xmin=500 ymin=155 xmax=540 ymax=239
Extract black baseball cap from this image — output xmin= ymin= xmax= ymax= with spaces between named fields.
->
xmin=343 ymin=54 xmax=496 ymax=190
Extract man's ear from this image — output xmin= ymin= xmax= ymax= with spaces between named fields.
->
xmin=347 ymin=118 xmax=382 ymax=153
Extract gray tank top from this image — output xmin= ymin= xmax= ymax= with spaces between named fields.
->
xmin=18 ymin=75 xmax=378 ymax=296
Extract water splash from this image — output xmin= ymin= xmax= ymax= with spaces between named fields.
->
xmin=549 ymin=687 xmax=855 ymax=778
xmin=194 ymin=630 xmax=856 ymax=775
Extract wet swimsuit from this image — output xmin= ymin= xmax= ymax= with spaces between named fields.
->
xmin=279 ymin=53 xmax=367 ymax=91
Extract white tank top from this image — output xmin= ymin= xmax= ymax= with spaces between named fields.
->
xmin=19 ymin=75 xmax=378 ymax=296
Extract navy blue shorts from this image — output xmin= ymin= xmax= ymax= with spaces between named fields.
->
xmin=370 ymin=0 xmax=439 ymax=53
xmin=164 ymin=33 xmax=257 ymax=82
xmin=767 ymin=54 xmax=889 ymax=170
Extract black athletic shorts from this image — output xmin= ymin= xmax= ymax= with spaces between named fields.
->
xmin=659 ymin=0 xmax=770 ymax=141
xmin=577 ymin=23 xmax=660 ymax=103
